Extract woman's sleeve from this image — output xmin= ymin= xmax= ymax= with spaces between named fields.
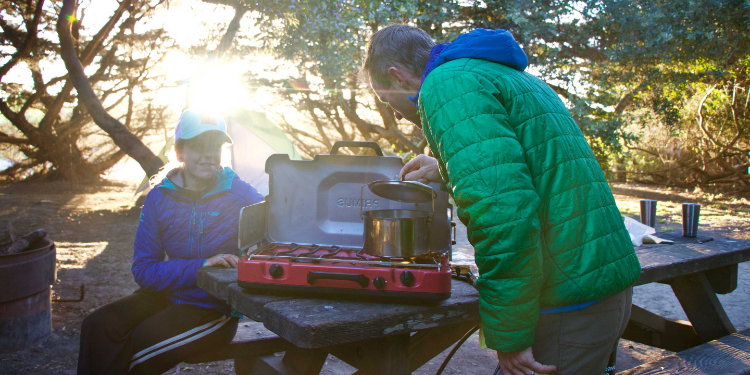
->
xmin=131 ymin=192 xmax=204 ymax=291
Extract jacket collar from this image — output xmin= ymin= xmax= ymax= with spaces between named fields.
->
xmin=409 ymin=28 xmax=529 ymax=105
xmin=158 ymin=167 xmax=236 ymax=200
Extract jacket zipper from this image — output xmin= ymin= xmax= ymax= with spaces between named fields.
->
xmin=189 ymin=205 xmax=196 ymax=257
xmin=199 ymin=211 xmax=205 ymax=258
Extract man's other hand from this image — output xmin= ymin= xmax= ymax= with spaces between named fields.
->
xmin=203 ymin=253 xmax=239 ymax=268
xmin=496 ymin=347 xmax=556 ymax=375
xmin=400 ymin=154 xmax=441 ymax=184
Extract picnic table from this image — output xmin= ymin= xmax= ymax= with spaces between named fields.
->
xmin=197 ymin=232 xmax=750 ymax=375
xmin=625 ymin=232 xmax=750 ymax=352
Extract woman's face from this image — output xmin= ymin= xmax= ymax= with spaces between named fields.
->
xmin=176 ymin=135 xmax=225 ymax=183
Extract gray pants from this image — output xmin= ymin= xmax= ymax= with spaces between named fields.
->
xmin=531 ymin=287 xmax=633 ymax=375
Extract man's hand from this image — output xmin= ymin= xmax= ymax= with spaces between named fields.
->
xmin=496 ymin=347 xmax=556 ymax=375
xmin=203 ymin=253 xmax=239 ymax=268
xmin=399 ymin=154 xmax=442 ymax=184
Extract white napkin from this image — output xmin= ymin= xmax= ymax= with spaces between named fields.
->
xmin=623 ymin=216 xmax=674 ymax=246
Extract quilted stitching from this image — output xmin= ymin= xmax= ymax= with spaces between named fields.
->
xmin=418 ymin=58 xmax=640 ymax=352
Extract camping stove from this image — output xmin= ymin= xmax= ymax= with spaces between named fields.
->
xmin=237 ymin=243 xmax=452 ymax=301
xmin=235 ymin=141 xmax=456 ymax=302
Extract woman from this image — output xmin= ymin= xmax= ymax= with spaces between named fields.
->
xmin=77 ymin=110 xmax=263 ymax=375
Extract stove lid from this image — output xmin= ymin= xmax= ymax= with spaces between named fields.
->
xmin=263 ymin=142 xmax=437 ymax=248
xmin=367 ymin=180 xmax=436 ymax=203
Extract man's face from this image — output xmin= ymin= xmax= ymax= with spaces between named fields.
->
xmin=369 ymin=75 xmax=422 ymax=127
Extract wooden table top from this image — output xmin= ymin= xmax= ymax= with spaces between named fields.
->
xmin=198 ymin=232 xmax=750 ymax=349
xmin=634 ymin=231 xmax=750 ymax=285
xmin=198 ymin=267 xmax=480 ymax=348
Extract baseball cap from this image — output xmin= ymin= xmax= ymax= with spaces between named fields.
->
xmin=174 ymin=109 xmax=232 ymax=144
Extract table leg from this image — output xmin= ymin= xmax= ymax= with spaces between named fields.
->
xmin=332 ymin=333 xmax=410 ymax=375
xmin=251 ymin=347 xmax=327 ymax=375
xmin=669 ymin=272 xmax=736 ymax=342
xmin=333 ymin=321 xmax=479 ymax=374
xmin=705 ymin=264 xmax=738 ymax=294
xmin=623 ymin=304 xmax=701 ymax=351
xmin=407 ymin=321 xmax=478 ymax=371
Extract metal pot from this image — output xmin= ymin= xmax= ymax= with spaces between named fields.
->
xmin=363 ymin=209 xmax=431 ymax=258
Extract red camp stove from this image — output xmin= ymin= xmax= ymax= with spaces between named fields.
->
xmin=237 ymin=243 xmax=452 ymax=301
xmin=235 ymin=142 xmax=456 ymax=302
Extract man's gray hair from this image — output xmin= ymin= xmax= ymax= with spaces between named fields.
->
xmin=363 ymin=25 xmax=435 ymax=86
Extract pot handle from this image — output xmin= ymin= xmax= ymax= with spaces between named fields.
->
xmin=330 ymin=141 xmax=383 ymax=156
xmin=451 ymin=222 xmax=457 ymax=245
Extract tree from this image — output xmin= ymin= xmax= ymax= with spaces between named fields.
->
xmin=582 ymin=0 xmax=749 ymax=189
xmin=219 ymin=0 xmax=747 ymax=191
xmin=57 ymin=0 xmax=165 ymax=179
xmin=469 ymin=0 xmax=748 ymax=189
xmin=0 ymin=0 xmax=170 ymax=181
xmin=204 ymin=0 xmax=469 ymax=158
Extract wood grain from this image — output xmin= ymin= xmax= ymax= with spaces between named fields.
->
xmin=635 ymin=234 xmax=750 ymax=285
xmin=618 ymin=329 xmax=750 ymax=374
xmin=196 ymin=233 xmax=750 ymax=356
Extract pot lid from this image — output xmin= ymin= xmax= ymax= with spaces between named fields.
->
xmin=367 ymin=180 xmax=437 ymax=203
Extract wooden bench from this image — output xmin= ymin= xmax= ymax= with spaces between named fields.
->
xmin=618 ymin=328 xmax=750 ymax=374
xmin=186 ymin=320 xmax=293 ymax=373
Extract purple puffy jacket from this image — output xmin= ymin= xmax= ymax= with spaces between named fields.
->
xmin=132 ymin=167 xmax=263 ymax=312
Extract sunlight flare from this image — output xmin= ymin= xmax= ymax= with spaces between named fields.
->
xmin=186 ymin=60 xmax=247 ymax=118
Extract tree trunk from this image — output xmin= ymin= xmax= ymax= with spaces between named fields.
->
xmin=57 ymin=0 xmax=164 ymax=178
xmin=46 ymin=140 xmax=98 ymax=182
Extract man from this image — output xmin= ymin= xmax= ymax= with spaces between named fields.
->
xmin=364 ymin=25 xmax=640 ymax=375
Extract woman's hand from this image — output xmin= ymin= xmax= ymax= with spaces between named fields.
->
xmin=496 ymin=347 xmax=556 ymax=375
xmin=203 ymin=253 xmax=239 ymax=268
xmin=399 ymin=154 xmax=442 ymax=184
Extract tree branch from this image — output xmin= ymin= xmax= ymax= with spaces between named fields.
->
xmin=215 ymin=5 xmax=247 ymax=57
xmin=0 ymin=0 xmax=45 ymax=79
xmin=0 ymin=98 xmax=38 ymax=138
xmin=614 ymin=81 xmax=649 ymax=115
xmin=0 ymin=135 xmax=31 ymax=145
xmin=57 ymin=0 xmax=163 ymax=177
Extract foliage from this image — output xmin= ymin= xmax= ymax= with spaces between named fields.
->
xmin=587 ymin=0 xmax=749 ymax=190
xmin=0 ymin=0 xmax=172 ymax=182
xmin=1 ymin=0 xmax=747 ymax=193
xmin=207 ymin=0 xmax=471 ymax=158
xmin=459 ymin=0 xmax=749 ymax=191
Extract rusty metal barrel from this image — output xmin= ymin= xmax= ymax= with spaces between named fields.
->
xmin=0 ymin=238 xmax=56 ymax=353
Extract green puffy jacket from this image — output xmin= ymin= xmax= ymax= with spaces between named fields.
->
xmin=418 ymin=58 xmax=641 ymax=352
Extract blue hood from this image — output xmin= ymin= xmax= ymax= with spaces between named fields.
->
xmin=409 ymin=29 xmax=528 ymax=104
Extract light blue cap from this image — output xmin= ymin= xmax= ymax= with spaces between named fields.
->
xmin=174 ymin=109 xmax=232 ymax=143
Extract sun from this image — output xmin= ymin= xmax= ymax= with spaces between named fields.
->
xmin=185 ymin=60 xmax=248 ymax=118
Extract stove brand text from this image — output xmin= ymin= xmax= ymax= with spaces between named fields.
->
xmin=337 ymin=197 xmax=379 ymax=209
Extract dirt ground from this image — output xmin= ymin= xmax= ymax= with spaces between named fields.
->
xmin=0 ymin=180 xmax=748 ymax=374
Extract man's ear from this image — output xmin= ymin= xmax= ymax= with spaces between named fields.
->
xmin=387 ymin=66 xmax=419 ymax=90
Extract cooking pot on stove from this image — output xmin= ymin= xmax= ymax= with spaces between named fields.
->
xmin=362 ymin=180 xmax=437 ymax=258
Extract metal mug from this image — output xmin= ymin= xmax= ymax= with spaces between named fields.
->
xmin=363 ymin=209 xmax=431 ymax=258
xmin=639 ymin=200 xmax=658 ymax=228
xmin=682 ymin=203 xmax=701 ymax=238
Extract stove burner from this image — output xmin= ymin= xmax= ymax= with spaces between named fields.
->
xmin=249 ymin=243 xmax=446 ymax=269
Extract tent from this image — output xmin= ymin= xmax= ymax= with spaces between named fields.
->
xmin=227 ymin=109 xmax=300 ymax=196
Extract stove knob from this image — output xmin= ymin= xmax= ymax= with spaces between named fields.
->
xmin=373 ymin=276 xmax=387 ymax=289
xmin=400 ymin=271 xmax=415 ymax=287
xmin=269 ymin=264 xmax=284 ymax=279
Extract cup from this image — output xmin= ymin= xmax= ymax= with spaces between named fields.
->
xmin=682 ymin=203 xmax=700 ymax=238
xmin=639 ymin=200 xmax=657 ymax=228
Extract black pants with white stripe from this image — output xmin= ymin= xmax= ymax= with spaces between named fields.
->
xmin=77 ymin=289 xmax=238 ymax=375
